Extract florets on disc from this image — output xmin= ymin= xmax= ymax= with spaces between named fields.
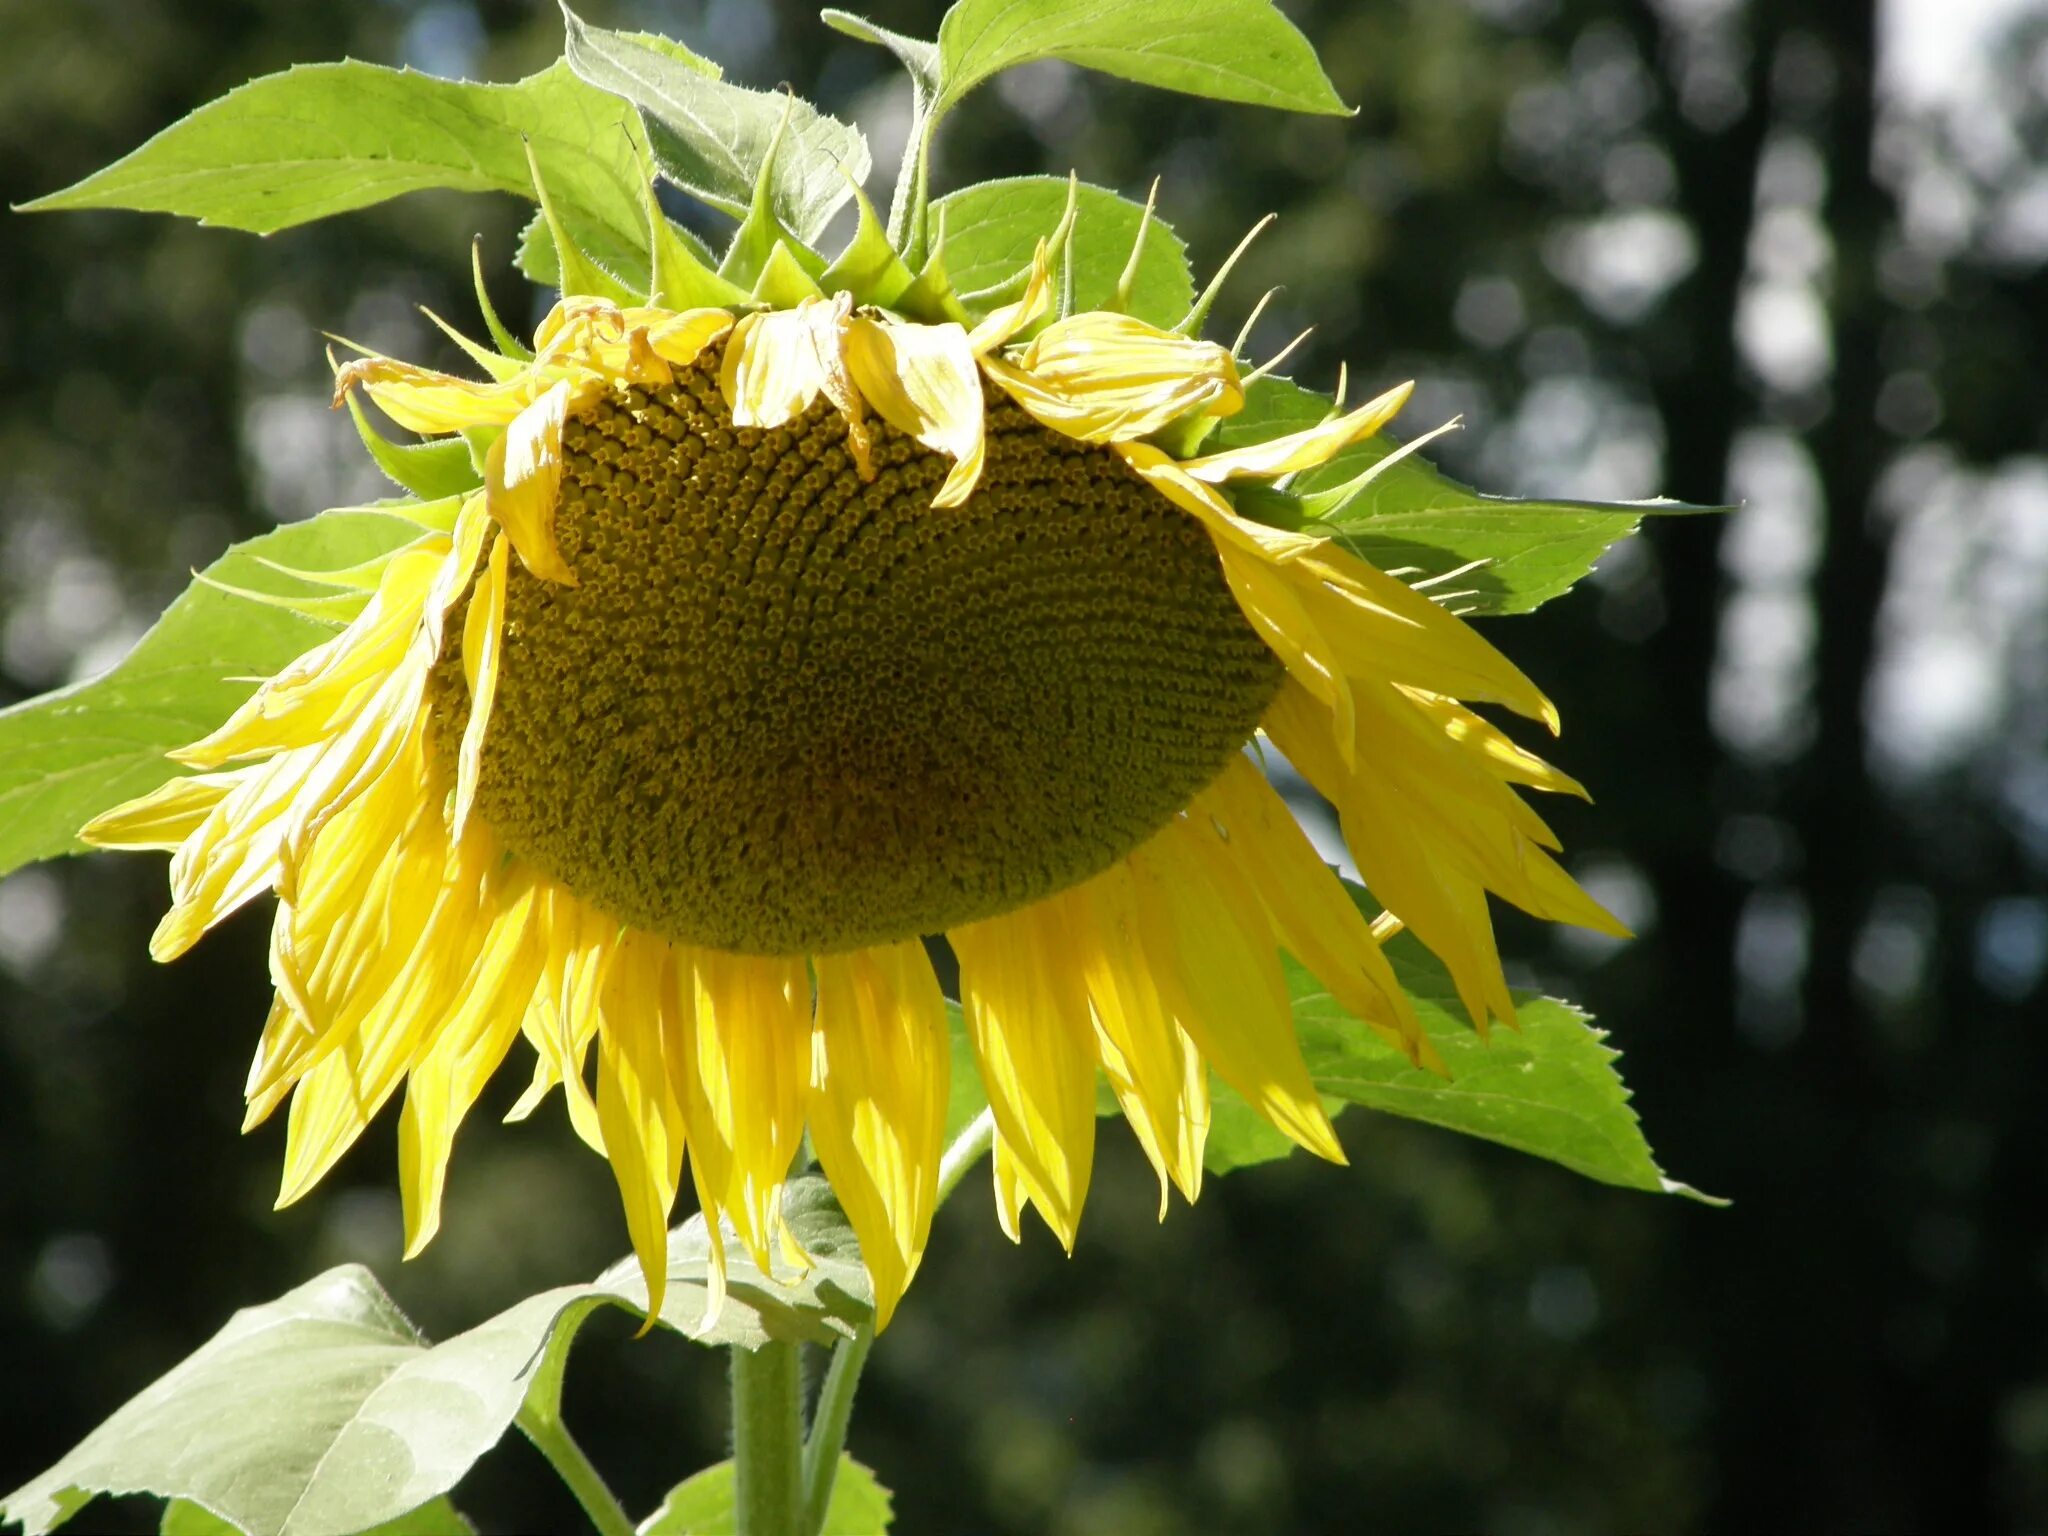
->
xmin=426 ymin=341 xmax=1282 ymax=955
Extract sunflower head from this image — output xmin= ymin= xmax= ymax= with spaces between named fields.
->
xmin=77 ymin=34 xmax=1631 ymax=1334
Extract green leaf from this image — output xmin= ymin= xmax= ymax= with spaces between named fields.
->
xmin=930 ymin=0 xmax=1350 ymax=118
xmin=0 ymin=507 xmax=440 ymax=882
xmin=161 ymin=1495 xmax=473 ymax=1536
xmin=928 ymin=176 xmax=1193 ymax=328
xmin=1 ymin=1180 xmax=870 ymax=1536
xmin=1295 ymin=928 xmax=1714 ymax=1200
xmin=1216 ymin=378 xmax=1723 ymax=615
xmin=638 ymin=1456 xmax=892 ymax=1535
xmin=23 ymin=61 xmax=656 ymax=293
xmin=943 ymin=1000 xmax=989 ymax=1143
xmin=559 ymin=5 xmax=869 ymax=245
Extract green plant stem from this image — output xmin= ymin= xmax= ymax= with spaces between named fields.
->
xmin=936 ymin=1107 xmax=996 ymax=1205
xmin=518 ymin=1405 xmax=637 ymax=1536
xmin=799 ymin=1324 xmax=874 ymax=1534
xmin=731 ymin=1340 xmax=805 ymax=1536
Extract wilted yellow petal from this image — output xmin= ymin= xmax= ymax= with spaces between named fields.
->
xmin=843 ymin=317 xmax=986 ymax=506
xmin=991 ymin=313 xmax=1243 ymax=443
xmin=485 ymin=380 xmax=577 ymax=586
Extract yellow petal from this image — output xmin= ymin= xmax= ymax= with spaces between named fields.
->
xmin=1175 ymin=381 xmax=1413 ymax=483
xmin=452 ymin=531 xmax=510 ymax=840
xmin=641 ymin=307 xmax=735 ymax=369
xmin=1265 ymin=678 xmax=1520 ymax=1033
xmin=720 ymin=295 xmax=848 ymax=431
xmin=1125 ymin=811 xmax=1345 ymax=1164
xmin=1062 ymin=868 xmax=1209 ymax=1211
xmin=396 ymin=869 xmax=543 ymax=1256
xmin=596 ymin=932 xmax=689 ymax=1326
xmin=991 ymin=313 xmax=1243 ymax=443
xmin=842 ymin=316 xmax=987 ymax=503
xmin=676 ymin=949 xmax=811 ymax=1273
xmin=1195 ymin=756 xmax=1435 ymax=1070
xmin=333 ymin=355 xmax=543 ymax=435
xmin=950 ymin=902 xmax=1098 ymax=1250
xmin=808 ymin=942 xmax=950 ymax=1330
xmin=485 ymin=381 xmax=577 ymax=585
xmin=81 ymin=770 xmax=241 ymax=851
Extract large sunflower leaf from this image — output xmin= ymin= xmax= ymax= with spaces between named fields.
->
xmin=1214 ymin=377 xmax=1723 ymax=615
xmin=929 ymin=0 xmax=1348 ymax=118
xmin=0 ymin=1181 xmax=869 ymax=1536
xmin=560 ymin=5 xmax=869 ymax=244
xmin=640 ymin=1457 xmax=893 ymax=1535
xmin=22 ymin=61 xmax=656 ymax=292
xmin=930 ymin=176 xmax=1194 ymax=328
xmin=0 ymin=506 xmax=445 ymax=882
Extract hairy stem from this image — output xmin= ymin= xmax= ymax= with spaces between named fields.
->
xmin=731 ymin=1340 xmax=805 ymax=1536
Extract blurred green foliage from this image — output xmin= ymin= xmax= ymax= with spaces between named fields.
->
xmin=4 ymin=1 xmax=2047 ymax=1532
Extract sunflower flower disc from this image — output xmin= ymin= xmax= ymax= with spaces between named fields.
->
xmin=428 ymin=344 xmax=1284 ymax=956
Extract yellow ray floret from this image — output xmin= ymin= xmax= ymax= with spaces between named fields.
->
xmin=88 ymin=263 xmax=1624 ymax=1330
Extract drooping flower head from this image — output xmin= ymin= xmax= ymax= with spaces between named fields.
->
xmin=86 ymin=171 xmax=1623 ymax=1328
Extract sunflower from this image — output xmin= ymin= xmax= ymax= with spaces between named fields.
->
xmin=82 ymin=214 xmax=1624 ymax=1329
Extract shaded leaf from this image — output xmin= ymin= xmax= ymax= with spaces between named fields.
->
xmin=560 ymin=6 xmax=868 ymax=243
xmin=929 ymin=176 xmax=1192 ymax=328
xmin=0 ymin=506 xmax=442 ymax=881
xmin=931 ymin=0 xmax=1348 ymax=117
xmin=638 ymin=1456 xmax=892 ymax=1535
xmin=1 ymin=1181 xmax=870 ymax=1536
xmin=1215 ymin=378 xmax=1722 ymax=615
xmin=24 ymin=61 xmax=654 ymax=292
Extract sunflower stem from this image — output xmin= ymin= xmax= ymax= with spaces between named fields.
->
xmin=731 ymin=1340 xmax=805 ymax=1536
xmin=936 ymin=1107 xmax=997 ymax=1206
xmin=517 ymin=1404 xmax=636 ymax=1536
xmin=799 ymin=1324 xmax=874 ymax=1534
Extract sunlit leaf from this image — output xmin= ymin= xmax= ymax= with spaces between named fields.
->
xmin=931 ymin=0 xmax=1349 ymax=117
xmin=560 ymin=5 xmax=869 ymax=243
xmin=23 ymin=61 xmax=656 ymax=292
xmin=1216 ymin=378 xmax=1723 ymax=615
xmin=929 ymin=177 xmax=1193 ymax=328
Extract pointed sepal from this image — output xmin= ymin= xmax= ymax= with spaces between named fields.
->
xmin=642 ymin=174 xmax=750 ymax=309
xmin=524 ymin=138 xmax=635 ymax=303
xmin=471 ymin=239 xmax=532 ymax=361
xmin=820 ymin=172 xmax=916 ymax=309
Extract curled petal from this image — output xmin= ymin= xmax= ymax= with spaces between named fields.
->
xmin=485 ymin=381 xmax=577 ymax=586
xmin=844 ymin=317 xmax=986 ymax=506
xmin=1177 ymin=381 xmax=1413 ymax=483
xmin=994 ymin=313 xmax=1243 ymax=443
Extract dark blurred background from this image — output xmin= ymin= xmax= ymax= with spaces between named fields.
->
xmin=4 ymin=0 xmax=2047 ymax=1531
